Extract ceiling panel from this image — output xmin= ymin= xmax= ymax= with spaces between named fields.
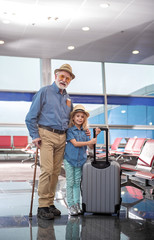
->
xmin=0 ymin=0 xmax=154 ymax=64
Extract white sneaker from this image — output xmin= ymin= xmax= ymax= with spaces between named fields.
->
xmin=68 ymin=205 xmax=78 ymax=216
xmin=76 ymin=203 xmax=83 ymax=215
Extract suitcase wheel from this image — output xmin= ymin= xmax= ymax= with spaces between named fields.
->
xmin=82 ymin=203 xmax=86 ymax=213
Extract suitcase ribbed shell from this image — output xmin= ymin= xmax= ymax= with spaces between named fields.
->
xmin=81 ymin=160 xmax=121 ymax=214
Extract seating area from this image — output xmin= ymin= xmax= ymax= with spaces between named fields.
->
xmin=95 ymin=137 xmax=154 ymax=199
xmin=96 ymin=137 xmax=123 ymax=156
xmin=96 ymin=137 xmax=147 ymax=162
xmin=20 ymin=143 xmax=40 ymax=165
xmin=121 ymin=139 xmax=154 ymax=195
xmin=0 ymin=136 xmax=12 ymax=150
xmin=115 ymin=137 xmax=147 ymax=162
xmin=0 ymin=135 xmax=29 ymax=155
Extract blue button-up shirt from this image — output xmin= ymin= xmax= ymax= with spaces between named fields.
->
xmin=25 ymin=82 xmax=73 ymax=139
xmin=64 ymin=125 xmax=90 ymax=167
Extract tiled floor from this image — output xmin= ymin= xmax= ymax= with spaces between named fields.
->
xmin=0 ymin=161 xmax=154 ymax=240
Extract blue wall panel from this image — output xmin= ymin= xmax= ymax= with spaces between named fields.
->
xmin=0 ymin=91 xmax=153 ymax=141
xmin=0 ymin=91 xmax=154 ymax=106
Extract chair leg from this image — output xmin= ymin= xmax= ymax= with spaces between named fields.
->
xmin=31 ymin=159 xmax=40 ymax=168
xmin=21 ymin=155 xmax=34 ymax=163
xmin=121 ymin=176 xmax=146 ymax=194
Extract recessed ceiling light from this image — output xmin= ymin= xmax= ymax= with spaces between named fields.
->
xmin=47 ymin=16 xmax=59 ymax=21
xmin=100 ymin=3 xmax=110 ymax=8
xmin=0 ymin=40 xmax=4 ymax=44
xmin=82 ymin=26 xmax=90 ymax=31
xmin=121 ymin=110 xmax=126 ymax=114
xmin=132 ymin=50 xmax=139 ymax=54
xmin=67 ymin=46 xmax=75 ymax=50
xmin=149 ymin=122 xmax=152 ymax=125
xmin=54 ymin=17 xmax=59 ymax=21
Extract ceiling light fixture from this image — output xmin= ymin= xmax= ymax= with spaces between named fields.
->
xmin=54 ymin=17 xmax=59 ymax=21
xmin=100 ymin=3 xmax=110 ymax=8
xmin=82 ymin=26 xmax=90 ymax=31
xmin=0 ymin=40 xmax=4 ymax=44
xmin=132 ymin=50 xmax=139 ymax=54
xmin=67 ymin=46 xmax=75 ymax=50
xmin=47 ymin=17 xmax=59 ymax=22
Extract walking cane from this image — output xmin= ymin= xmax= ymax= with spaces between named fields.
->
xmin=29 ymin=147 xmax=39 ymax=218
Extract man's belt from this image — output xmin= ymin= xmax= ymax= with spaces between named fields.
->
xmin=39 ymin=125 xmax=66 ymax=134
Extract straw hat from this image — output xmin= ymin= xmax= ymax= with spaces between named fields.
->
xmin=54 ymin=64 xmax=75 ymax=79
xmin=70 ymin=105 xmax=89 ymax=117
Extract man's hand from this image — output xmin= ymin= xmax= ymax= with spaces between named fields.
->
xmin=32 ymin=138 xmax=42 ymax=148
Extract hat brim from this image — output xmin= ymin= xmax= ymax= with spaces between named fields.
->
xmin=54 ymin=68 xmax=75 ymax=80
xmin=70 ymin=109 xmax=89 ymax=118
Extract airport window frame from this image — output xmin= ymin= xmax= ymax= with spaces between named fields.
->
xmin=0 ymin=59 xmax=153 ymax=144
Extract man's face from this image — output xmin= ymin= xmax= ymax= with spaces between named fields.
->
xmin=55 ymin=71 xmax=72 ymax=90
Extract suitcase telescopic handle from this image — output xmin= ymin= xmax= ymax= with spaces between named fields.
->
xmin=93 ymin=127 xmax=109 ymax=164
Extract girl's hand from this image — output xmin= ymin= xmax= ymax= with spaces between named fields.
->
xmin=95 ymin=127 xmax=101 ymax=136
xmin=89 ymin=138 xmax=97 ymax=145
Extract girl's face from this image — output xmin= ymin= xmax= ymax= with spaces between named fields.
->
xmin=73 ymin=112 xmax=85 ymax=128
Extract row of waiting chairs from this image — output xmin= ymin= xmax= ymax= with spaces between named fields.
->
xmin=96 ymin=137 xmax=147 ymax=160
xmin=121 ymin=139 xmax=154 ymax=195
xmin=0 ymin=136 xmax=28 ymax=152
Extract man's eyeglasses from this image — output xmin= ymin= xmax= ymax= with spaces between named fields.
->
xmin=58 ymin=74 xmax=71 ymax=83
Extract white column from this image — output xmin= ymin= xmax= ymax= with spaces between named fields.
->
xmin=40 ymin=59 xmax=52 ymax=87
xmin=101 ymin=62 xmax=110 ymax=145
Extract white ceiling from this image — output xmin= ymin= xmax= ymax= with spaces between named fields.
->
xmin=0 ymin=0 xmax=154 ymax=64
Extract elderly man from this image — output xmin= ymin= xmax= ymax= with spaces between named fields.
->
xmin=25 ymin=64 xmax=75 ymax=220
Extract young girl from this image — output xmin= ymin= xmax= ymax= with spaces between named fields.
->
xmin=64 ymin=104 xmax=100 ymax=216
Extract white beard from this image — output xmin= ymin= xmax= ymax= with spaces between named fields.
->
xmin=55 ymin=79 xmax=68 ymax=90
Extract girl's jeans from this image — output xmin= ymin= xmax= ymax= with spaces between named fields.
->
xmin=64 ymin=159 xmax=82 ymax=207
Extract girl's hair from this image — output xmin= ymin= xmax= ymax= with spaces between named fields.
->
xmin=69 ymin=111 xmax=88 ymax=130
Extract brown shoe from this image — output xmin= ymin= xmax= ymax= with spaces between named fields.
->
xmin=49 ymin=205 xmax=61 ymax=216
xmin=37 ymin=207 xmax=54 ymax=220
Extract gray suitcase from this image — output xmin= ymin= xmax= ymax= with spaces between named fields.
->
xmin=81 ymin=127 xmax=121 ymax=214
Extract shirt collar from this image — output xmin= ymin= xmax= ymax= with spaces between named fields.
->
xmin=52 ymin=82 xmax=67 ymax=95
xmin=72 ymin=125 xmax=84 ymax=131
